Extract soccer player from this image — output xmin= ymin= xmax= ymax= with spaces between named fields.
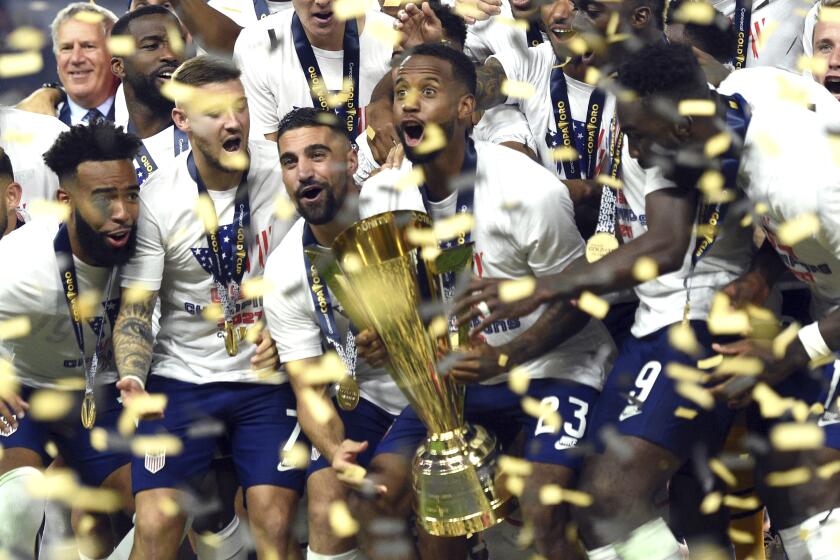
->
xmin=232 ymin=0 xmax=396 ymax=141
xmin=805 ymin=0 xmax=840 ymax=101
xmin=0 ymin=121 xmax=140 ymax=558
xmin=111 ymin=6 xmax=190 ymax=186
xmin=263 ymin=107 xmax=406 ymax=560
xmin=0 ymin=150 xmax=24 ymax=241
xmin=112 ymin=55 xmax=297 ymax=559
xmin=357 ymin=43 xmax=615 ymax=560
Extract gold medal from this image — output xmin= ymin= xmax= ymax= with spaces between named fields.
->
xmin=81 ymin=393 xmax=96 ymax=430
xmin=224 ymin=322 xmax=238 ymax=357
xmin=585 ymin=232 xmax=619 ymax=263
xmin=336 ymin=376 xmax=360 ymax=411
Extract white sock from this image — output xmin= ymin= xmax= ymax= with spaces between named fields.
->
xmin=800 ymin=509 xmax=840 ymax=560
xmin=105 ymin=526 xmax=135 ymax=560
xmin=616 ymin=518 xmax=683 ymax=560
xmin=0 ymin=466 xmax=46 ymax=558
xmin=587 ymin=543 xmax=620 ymax=560
xmin=778 ymin=524 xmax=811 ymax=560
xmin=194 ymin=515 xmax=248 ymax=560
xmin=306 ymin=548 xmax=361 ymax=560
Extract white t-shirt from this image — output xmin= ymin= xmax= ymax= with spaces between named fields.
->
xmin=263 ymin=218 xmax=407 ymax=414
xmin=491 ymin=43 xmax=615 ymax=181
xmin=360 ymin=141 xmax=615 ymax=391
xmin=0 ymin=219 xmax=120 ymax=389
xmin=208 ymin=0 xmax=293 ymax=27
xmin=459 ymin=0 xmax=540 ymax=64
xmin=120 ymin=140 xmax=296 ymax=384
xmin=0 ymin=107 xmax=67 ymax=208
xmin=713 ymin=0 xmax=817 ymax=72
xmin=233 ymin=9 xmax=394 ymax=137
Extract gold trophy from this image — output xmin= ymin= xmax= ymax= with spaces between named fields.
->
xmin=311 ymin=210 xmax=513 ymax=537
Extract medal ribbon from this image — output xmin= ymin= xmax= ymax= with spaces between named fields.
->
xmin=593 ymin=115 xmax=623 ymax=235
xmin=127 ymin=121 xmax=189 ymax=185
xmin=53 ymin=224 xmax=113 ymax=398
xmin=545 ymin=64 xmax=605 ymax=180
xmin=291 ymin=13 xmax=361 ymax=138
xmin=732 ymin=0 xmax=753 ymax=69
xmin=253 ymin=0 xmax=270 ymax=19
xmin=188 ymin=152 xmax=251 ymax=329
xmin=526 ymin=21 xmax=543 ymax=47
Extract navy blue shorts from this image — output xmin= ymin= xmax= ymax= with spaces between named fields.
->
xmin=374 ymin=378 xmax=600 ymax=469
xmin=0 ymin=383 xmax=129 ymax=487
xmin=132 ymin=376 xmax=308 ymax=495
xmin=307 ymin=397 xmax=396 ymax=474
xmin=587 ymin=321 xmax=736 ymax=460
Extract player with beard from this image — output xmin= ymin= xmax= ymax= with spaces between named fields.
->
xmin=111 ymin=6 xmax=190 ymax=186
xmin=0 ymin=121 xmax=140 ymax=559
xmin=354 ymin=43 xmax=615 ymax=560
xmin=112 ymin=55 xmax=298 ymax=559
xmin=261 ymin=108 xmax=407 ymax=560
xmin=0 ymin=150 xmax=24 ymax=241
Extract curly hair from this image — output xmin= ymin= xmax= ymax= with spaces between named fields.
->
xmin=43 ymin=121 xmax=141 ymax=184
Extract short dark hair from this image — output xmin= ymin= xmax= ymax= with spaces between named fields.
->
xmin=172 ymin=54 xmax=240 ymax=88
xmin=430 ymin=2 xmax=467 ymax=50
xmin=617 ymin=42 xmax=708 ymax=101
xmin=399 ymin=43 xmax=477 ymax=96
xmin=276 ymin=107 xmax=348 ymax=141
xmin=112 ymin=4 xmax=179 ymax=39
xmin=43 ymin=121 xmax=141 ymax=183
xmin=0 ymin=149 xmax=14 ymax=183
xmin=638 ymin=0 xmax=666 ymax=29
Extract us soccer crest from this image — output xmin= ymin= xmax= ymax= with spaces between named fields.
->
xmin=145 ymin=448 xmax=166 ymax=473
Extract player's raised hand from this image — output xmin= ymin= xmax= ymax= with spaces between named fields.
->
xmin=453 ymin=0 xmax=502 ymax=24
xmin=454 ymin=275 xmax=547 ymax=335
xmin=395 ymin=2 xmax=444 ymax=49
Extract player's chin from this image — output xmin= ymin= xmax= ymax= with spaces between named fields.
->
xmin=98 ymin=229 xmax=138 ymax=265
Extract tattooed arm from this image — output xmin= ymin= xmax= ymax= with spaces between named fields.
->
xmin=475 ymin=58 xmax=509 ymax=111
xmin=114 ymin=289 xmax=158 ymax=409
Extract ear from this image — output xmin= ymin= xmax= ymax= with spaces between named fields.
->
xmin=346 ymin=144 xmax=359 ymax=176
xmin=5 ymin=182 xmax=22 ymax=210
xmin=632 ymin=5 xmax=652 ymax=29
xmin=674 ymin=116 xmax=693 ymax=142
xmin=56 ymin=184 xmax=72 ymax=205
xmin=172 ymin=106 xmax=189 ymax=133
xmin=458 ymin=93 xmax=476 ymax=122
xmin=111 ymin=56 xmax=126 ymax=80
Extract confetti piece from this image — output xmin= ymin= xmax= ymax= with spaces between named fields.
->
xmin=674 ymin=407 xmax=698 ymax=419
xmin=539 ymin=484 xmax=563 ymax=505
xmin=122 ymin=285 xmax=154 ymax=305
xmin=242 ymin=277 xmax=273 ymax=299
xmin=508 ymin=366 xmax=530 ymax=395
xmin=158 ymin=496 xmax=181 ymax=517
xmin=561 ymin=489 xmax=594 ymax=507
xmin=678 ymin=99 xmax=716 ymax=116
xmin=501 ymin=80 xmax=536 ymax=100
xmin=673 ymin=1 xmax=716 ymax=24
xmin=499 ymin=277 xmax=536 ymax=303
xmin=195 ymin=194 xmax=218 ymax=233
xmin=395 ymin=167 xmax=425 ymax=192
xmin=29 ymin=390 xmax=74 ymax=421
xmin=777 ymin=213 xmax=819 ymax=246
xmin=365 ymin=126 xmax=376 ymax=141
xmin=697 ymin=354 xmax=723 ymax=370
xmin=709 ymin=458 xmax=737 ymax=487
xmin=675 ymin=382 xmax=714 ymax=410
xmin=44 ymin=441 xmax=59 ymax=458
xmin=566 ymin=36 xmax=590 ymax=55
xmin=753 ymin=131 xmax=781 ymax=158
xmin=368 ymin=20 xmax=403 ymax=48
xmin=708 ymin=294 xmax=750 ymax=334
xmin=698 ymin=170 xmax=724 ymax=195
xmin=275 ymin=194 xmax=297 ymax=221
xmin=328 ymin=500 xmax=360 ymax=537
xmin=577 ymin=291 xmax=609 ymax=319
xmin=28 ymin=469 xmax=78 ymax=500
xmin=201 ymin=303 xmax=224 ymax=323
xmin=700 ymin=491 xmax=722 ymax=514
xmin=427 ymin=316 xmax=448 ymax=339
xmin=72 ymin=487 xmax=123 ymax=513
xmin=521 ymin=396 xmax=561 ymax=432
xmin=772 ymin=323 xmax=799 ymax=359
xmin=77 ymin=290 xmax=102 ymax=321
xmin=90 ymin=428 xmax=108 ymax=452
xmin=421 ymin=245 xmax=441 ymax=262
xmin=498 ymin=354 xmax=509 ymax=368
xmin=453 ymin=1 xmax=485 ymax=20
xmin=165 ymin=22 xmax=185 ymax=55
xmin=334 ymin=0 xmax=367 ymax=19
xmin=0 ymin=316 xmax=31 ymax=340
xmin=666 ymin=363 xmax=707 ymax=384
xmin=714 ymin=356 xmax=763 ymax=376
xmin=28 ymin=199 xmax=71 ymax=222
xmin=107 ymin=36 xmax=135 ymax=56
xmin=632 ymin=256 xmax=659 ymax=282
xmin=498 ymin=455 xmax=533 ymax=476
xmin=770 ymin=423 xmax=824 ymax=451
xmin=160 ymin=79 xmax=197 ymax=105
xmin=219 ymin=150 xmax=250 ymax=171
xmin=728 ymin=527 xmax=755 ymax=544
xmin=414 ymin=123 xmax=447 ymax=155
xmin=506 ymin=475 xmax=525 ymax=496
xmin=817 ymin=460 xmax=840 ymax=479
xmin=584 ymin=67 xmax=601 ymax=86
xmin=821 ymin=6 xmax=840 ymax=23
xmin=667 ymin=321 xmax=700 ymax=356
xmin=704 ymin=132 xmax=731 ymax=158
xmin=765 ymin=467 xmax=811 ymax=487
xmin=73 ymin=11 xmax=105 ymax=24
xmin=752 ymin=383 xmax=792 ymax=419
xmin=594 ymin=174 xmax=623 ymax=190
xmin=338 ymin=463 xmax=367 ymax=484
xmin=131 ymin=434 xmax=183 ymax=457
xmin=492 ymin=16 xmax=528 ymax=30
xmin=433 ymin=212 xmax=474 ymax=241
xmin=7 ymin=27 xmax=46 ymax=51
xmin=551 ymin=146 xmax=580 ymax=161
xmin=606 ymin=11 xmax=620 ymax=36
xmin=723 ymin=495 xmax=761 ymax=510
xmin=298 ymin=387 xmax=336 ymax=425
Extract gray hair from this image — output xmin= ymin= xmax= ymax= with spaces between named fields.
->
xmin=50 ymin=2 xmax=118 ymax=54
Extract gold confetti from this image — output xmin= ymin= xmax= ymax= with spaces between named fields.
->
xmin=817 ymin=460 xmax=840 ymax=479
xmin=194 ymin=194 xmax=218 ymax=233
xmin=506 ymin=475 xmax=525 ymax=496
xmin=280 ymin=441 xmax=308 ymax=468
xmin=675 ymin=382 xmax=714 ymax=410
xmin=328 ymin=500 xmax=359 ymax=537
xmin=521 ymin=397 xmax=561 ymax=433
xmin=674 ymin=406 xmax=698 ymax=419
xmin=709 ymin=459 xmax=737 ymax=487
xmin=291 ymin=352 xmax=345 ymax=385
xmin=29 ymin=390 xmax=74 ymax=421
xmin=219 ymin=150 xmax=249 ymax=171
xmin=594 ymin=174 xmax=623 ymax=190
xmin=44 ymin=441 xmax=59 ymax=458
xmin=508 ymin=366 xmax=530 ymax=395
xmin=708 ymin=293 xmax=750 ymax=334
xmin=499 ymin=277 xmax=536 ymax=303
xmin=415 ymin=123 xmax=447 ymax=155
xmin=501 ymin=80 xmax=536 ymax=100
xmin=421 ymin=245 xmax=442 ymax=263
xmin=395 ymin=167 xmax=425 ymax=192
xmin=7 ymin=27 xmax=46 ymax=51
xmin=274 ymin=194 xmax=296 ymax=221
xmin=673 ymin=1 xmax=716 ymax=24
xmin=427 ymin=316 xmax=448 ymax=339
xmin=158 ymin=495 xmax=181 ymax=517
xmin=667 ymin=322 xmax=700 ymax=355
xmin=122 ymin=285 xmax=154 ymax=305
xmin=704 ymin=132 xmax=732 ymax=158
xmin=714 ymin=356 xmax=763 ymax=376
xmin=73 ymin=11 xmax=105 ymax=24
xmin=632 ymin=256 xmax=659 ymax=282
xmin=498 ymin=455 xmax=533 ymax=477
xmin=165 ymin=22 xmax=184 ymax=55
xmin=160 ymin=79 xmax=197 ymax=105
xmin=697 ymin=354 xmax=723 ymax=370
xmin=777 ymin=213 xmax=819 ymax=246
xmin=562 ymin=489 xmax=594 ymax=507
xmin=666 ymin=363 xmax=707 ymax=384
xmin=72 ymin=487 xmax=123 ymax=513
xmin=28 ymin=199 xmax=71 ymax=222
xmin=433 ymin=212 xmax=474 ymax=242
xmin=728 ymin=527 xmax=755 ymax=544
xmin=242 ymin=277 xmax=273 ymax=299
xmin=130 ymin=434 xmax=184 ymax=457
xmin=752 ymin=382 xmax=792 ymax=419
xmin=551 ymin=146 xmax=580 ymax=161
xmin=0 ymin=316 xmax=31 ymax=340
xmin=566 ymin=36 xmax=590 ymax=55
xmin=821 ymin=6 xmax=840 ymax=23
xmin=90 ymin=427 xmax=108 ymax=452
xmin=678 ymin=99 xmax=716 ymax=116
xmin=577 ymin=291 xmax=609 ymax=319
xmin=367 ymin=20 xmax=403 ymax=48
xmin=365 ymin=126 xmax=376 ymax=141
xmin=765 ymin=467 xmax=811 ymax=487
xmin=698 ymin=170 xmax=724 ymax=196
xmin=539 ymin=484 xmax=563 ymax=505
xmin=107 ymin=36 xmax=135 ymax=56
xmin=77 ymin=514 xmax=96 ymax=536
xmin=498 ymin=354 xmax=509 ymax=367
xmin=493 ymin=16 xmax=528 ymax=30
xmin=28 ymin=468 xmax=78 ymax=500
xmin=723 ymin=495 xmax=761 ymax=510
xmin=201 ymin=303 xmax=223 ymax=323
xmin=700 ymin=491 xmax=722 ymax=514
xmin=772 ymin=323 xmax=799 ymax=359
xmin=753 ymin=131 xmax=781 ymax=158
xmin=298 ymin=387 xmax=336 ymax=425
xmin=584 ymin=67 xmax=601 ymax=86
xmin=770 ymin=423 xmax=824 ymax=451
xmin=606 ymin=11 xmax=620 ymax=36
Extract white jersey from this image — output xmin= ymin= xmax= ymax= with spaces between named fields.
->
xmin=713 ymin=0 xmax=817 ymax=71
xmin=233 ymin=9 xmax=394 ymax=138
xmin=352 ymin=104 xmax=536 ymax=184
xmin=360 ymin=141 xmax=615 ymax=390
xmin=264 ymin=218 xmax=407 ymax=414
xmin=0 ymin=219 xmax=120 ymax=389
xmin=0 ymin=107 xmax=67 ymax=208
xmin=457 ymin=0 xmax=542 ymax=64
xmin=491 ymin=43 xmax=615 ymax=181
xmin=208 ymin=0 xmax=293 ymax=27
xmin=120 ymin=140 xmax=295 ymax=384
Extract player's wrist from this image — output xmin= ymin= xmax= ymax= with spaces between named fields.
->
xmin=797 ymin=322 xmax=833 ymax=362
xmin=119 ymin=374 xmax=147 ymax=390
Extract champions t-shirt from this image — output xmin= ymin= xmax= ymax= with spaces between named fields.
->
xmin=0 ymin=219 xmax=120 ymax=389
xmin=264 ymin=218 xmax=407 ymax=414
xmin=360 ymin=141 xmax=615 ymax=391
xmin=120 ymin=140 xmax=296 ymax=384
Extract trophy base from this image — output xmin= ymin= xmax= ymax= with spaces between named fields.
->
xmin=413 ymin=423 xmax=515 ymax=537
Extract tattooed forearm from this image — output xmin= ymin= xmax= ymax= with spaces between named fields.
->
xmin=113 ymin=290 xmax=158 ymax=385
xmin=476 ymin=58 xmax=508 ymax=111
xmin=501 ymin=299 xmax=589 ymax=366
